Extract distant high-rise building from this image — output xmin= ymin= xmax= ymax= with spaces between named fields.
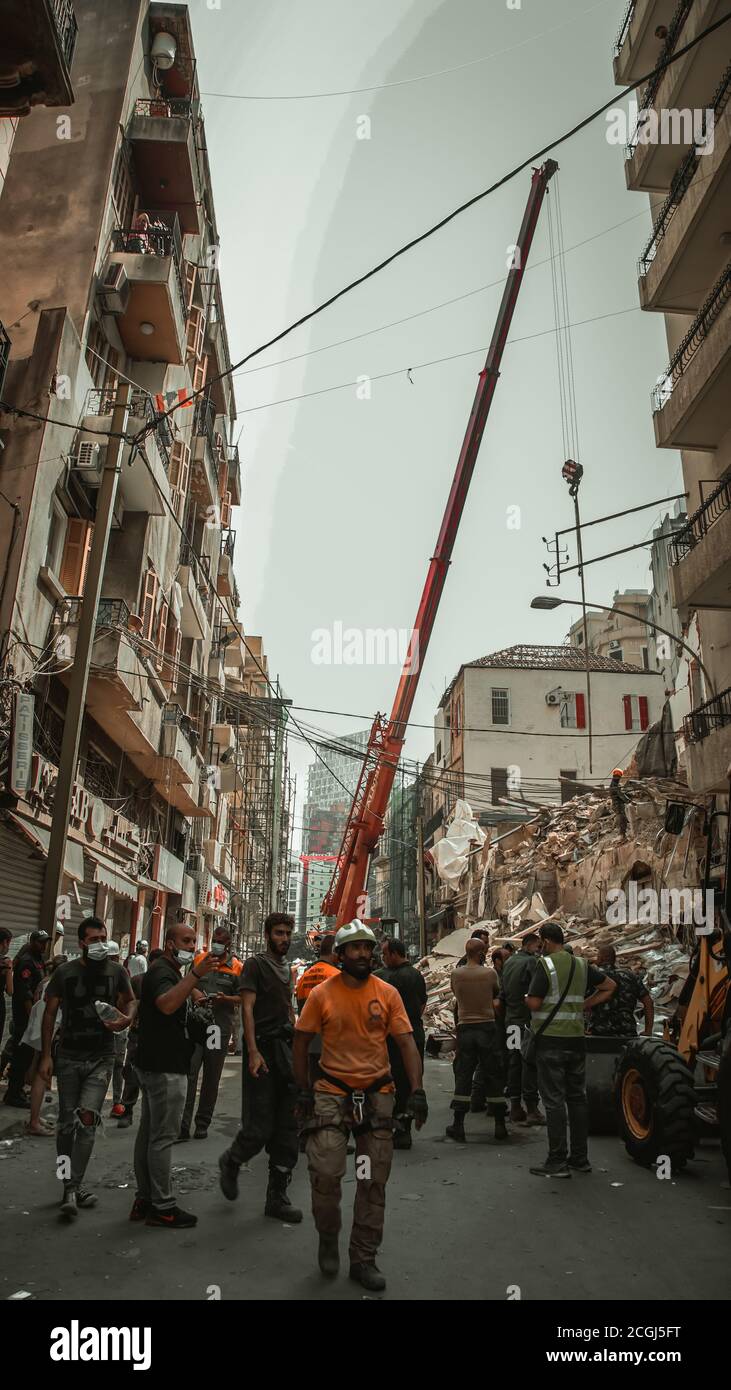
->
xmin=300 ymin=730 xmax=370 ymax=927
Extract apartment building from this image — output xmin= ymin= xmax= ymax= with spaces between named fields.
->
xmin=432 ymin=644 xmax=663 ymax=822
xmin=612 ymin=0 xmax=731 ymax=797
xmin=0 ymin=2 xmax=288 ymax=955
xmin=567 ymin=590 xmax=654 ymax=669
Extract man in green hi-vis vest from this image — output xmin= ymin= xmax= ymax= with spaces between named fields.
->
xmin=525 ymin=923 xmax=616 ymax=1179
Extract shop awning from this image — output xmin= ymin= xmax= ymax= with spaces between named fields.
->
xmin=8 ymin=814 xmax=85 ymax=882
xmin=88 ymin=852 xmax=138 ymax=902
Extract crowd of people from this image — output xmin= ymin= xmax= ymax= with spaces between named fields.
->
xmin=0 ymin=909 xmax=655 ymax=1289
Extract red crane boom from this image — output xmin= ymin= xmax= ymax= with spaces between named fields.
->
xmin=322 ymin=159 xmax=559 ymax=927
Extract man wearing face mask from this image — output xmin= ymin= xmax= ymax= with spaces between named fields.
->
xmin=4 ymin=930 xmax=50 ymax=1108
xmin=132 ymin=923 xmax=217 ymax=1227
xmin=40 ymin=918 xmax=134 ymax=1218
xmin=179 ymin=923 xmax=243 ymax=1141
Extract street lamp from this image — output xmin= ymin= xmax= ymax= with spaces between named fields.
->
xmin=530 ymin=594 xmax=715 ymax=698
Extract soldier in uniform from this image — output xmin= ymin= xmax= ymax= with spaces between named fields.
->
xmin=587 ymin=943 xmax=654 ymax=1037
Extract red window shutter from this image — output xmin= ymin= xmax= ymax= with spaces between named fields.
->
xmin=156 ymin=600 xmax=169 ymax=670
xmin=169 ymin=440 xmax=190 ymax=492
xmin=575 ymin=691 xmax=586 ymax=729
xmin=639 ymin=695 xmax=649 ymax=730
xmin=60 ymin=519 xmax=93 ymax=595
xmin=192 ymin=353 xmax=208 ymax=395
xmin=623 ymin=695 xmax=633 ymax=731
xmin=141 ymin=568 xmax=158 ymax=642
xmin=186 ymin=306 xmax=204 ymax=361
xmin=184 ymin=262 xmax=197 ymax=315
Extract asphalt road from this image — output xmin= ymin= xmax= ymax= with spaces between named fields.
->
xmin=1 ymin=1057 xmax=729 ymax=1302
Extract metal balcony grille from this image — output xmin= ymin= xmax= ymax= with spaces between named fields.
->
xmin=132 ymin=96 xmax=193 ymax=121
xmin=57 ymin=597 xmax=131 ymax=628
xmin=83 ymin=387 xmax=172 ymax=472
xmin=614 ymin=1 xmax=636 ymax=57
xmin=626 ymin=0 xmax=694 ymax=157
xmin=669 ymin=473 xmax=731 ymax=563
xmin=0 ymin=320 xmax=10 ymax=400
xmin=638 ymin=62 xmax=731 ymax=276
xmin=683 ymin=687 xmax=731 ymax=744
xmin=51 ymin=0 xmax=78 ymax=70
xmin=221 ymin=529 xmax=236 ymax=559
xmin=652 ymin=262 xmax=731 ymax=411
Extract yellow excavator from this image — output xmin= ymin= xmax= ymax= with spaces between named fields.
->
xmin=616 ymin=797 xmax=731 ymax=1176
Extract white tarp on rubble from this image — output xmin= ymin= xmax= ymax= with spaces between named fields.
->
xmin=431 ymin=799 xmax=486 ymax=888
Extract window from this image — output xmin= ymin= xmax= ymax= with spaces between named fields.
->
xmin=576 ymin=630 xmax=584 ymax=646
xmin=453 ymin=695 xmax=462 ymax=737
xmin=140 ymin=566 xmax=159 ymax=642
xmin=642 ymin=647 xmax=649 ymax=670
xmin=60 ymin=519 xmax=93 ymax=595
xmin=560 ymin=691 xmax=586 ymax=729
xmin=491 ymin=688 xmax=510 ymax=725
xmin=608 ymin=644 xmax=623 ymax=663
xmin=45 ymin=499 xmax=67 ymax=577
xmin=85 ymin=318 xmax=119 ymax=392
xmin=436 ymin=741 xmax=442 ymax=764
xmin=111 ymin=142 xmax=135 ymax=229
xmin=560 ymin=770 xmax=577 ymax=804
xmin=623 ymin=694 xmax=649 ymax=732
xmin=491 ymin=767 xmax=508 ymax=805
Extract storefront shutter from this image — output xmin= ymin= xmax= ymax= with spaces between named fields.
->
xmin=0 ymin=819 xmax=44 ymax=944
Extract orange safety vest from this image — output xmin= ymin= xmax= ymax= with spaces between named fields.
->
xmin=295 ymin=959 xmax=339 ymax=1004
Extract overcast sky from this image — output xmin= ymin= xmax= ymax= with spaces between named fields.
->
xmin=189 ymin=0 xmax=682 ymax=843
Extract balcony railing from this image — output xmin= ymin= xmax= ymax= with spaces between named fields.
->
xmin=132 ymin=96 xmax=194 ymax=121
xmin=614 ymin=0 xmax=636 ymax=57
xmin=59 ymin=597 xmax=132 ymax=629
xmin=626 ymin=0 xmax=694 ymax=157
xmin=221 ymin=529 xmax=236 ymax=559
xmin=51 ymin=0 xmax=78 ymax=70
xmin=652 ymin=262 xmax=731 ymax=411
xmin=0 ymin=320 xmax=10 ymax=400
xmin=162 ymin=702 xmax=199 ymax=753
xmin=84 ymin=386 xmax=172 ymax=471
xmin=193 ymin=394 xmax=220 ymax=479
xmin=669 ymin=473 xmax=731 ymax=563
xmin=638 ymin=61 xmax=731 ymax=276
xmin=683 ymin=687 xmax=731 ymax=744
xmin=110 ymin=210 xmax=186 ymax=318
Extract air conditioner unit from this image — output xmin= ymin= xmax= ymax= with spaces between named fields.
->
xmin=186 ymin=852 xmax=204 ymax=874
xmin=71 ymin=440 xmax=104 ymax=484
xmin=545 ymin=689 xmax=562 ymax=706
xmin=99 ymin=262 xmax=130 ymax=315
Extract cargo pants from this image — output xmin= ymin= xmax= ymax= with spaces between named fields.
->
xmin=306 ymin=1090 xmax=394 ymax=1265
xmin=452 ymin=1022 xmax=507 ymax=1117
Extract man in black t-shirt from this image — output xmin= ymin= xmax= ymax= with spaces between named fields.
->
xmin=41 ymin=918 xmax=134 ymax=1218
xmin=4 ymin=930 xmax=50 ymax=1107
xmin=374 ymin=938 xmax=427 ymax=1149
xmin=218 ymin=912 xmax=302 ymax=1222
xmin=131 ymin=922 xmax=217 ymax=1229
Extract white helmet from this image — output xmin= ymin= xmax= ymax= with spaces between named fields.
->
xmin=334 ymin=921 xmax=377 ymax=953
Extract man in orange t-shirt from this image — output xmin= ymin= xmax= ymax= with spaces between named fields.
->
xmin=293 ymin=922 xmax=427 ymax=1293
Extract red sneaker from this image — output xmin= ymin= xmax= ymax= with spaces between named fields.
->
xmin=110 ymin=1103 xmax=126 ymax=1118
xmin=129 ymin=1197 xmax=150 ymax=1222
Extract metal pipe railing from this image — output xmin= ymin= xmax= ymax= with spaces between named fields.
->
xmin=669 ymin=472 xmax=731 ymax=562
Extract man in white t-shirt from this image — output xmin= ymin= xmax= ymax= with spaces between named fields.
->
xmin=127 ymin=941 xmax=149 ymax=979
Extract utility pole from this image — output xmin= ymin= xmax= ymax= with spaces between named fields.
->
xmin=40 ymin=384 xmax=131 ymax=934
xmin=268 ymin=684 xmax=291 ymax=913
xmin=416 ymin=770 xmax=427 ymax=959
xmin=562 ymin=460 xmax=593 ymax=774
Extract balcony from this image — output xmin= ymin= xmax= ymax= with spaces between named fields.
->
xmin=624 ymin=0 xmax=727 ymax=192
xmin=176 ymin=559 xmax=210 ymax=641
xmin=652 ymin=263 xmax=731 ymax=447
xmin=126 ymin=96 xmax=202 ymax=235
xmin=101 ymin=213 xmax=187 ymax=364
xmin=614 ymin=1 xmax=680 ymax=85
xmin=227 ymin=445 xmax=242 ymax=505
xmin=216 ymin=530 xmax=236 ymax=598
xmin=639 ymin=68 xmax=731 ymax=310
xmin=191 ymin=396 xmax=220 ymax=510
xmin=204 ymin=281 xmax=235 ymax=419
xmin=0 ymin=320 xmax=10 ymax=401
xmin=669 ymin=471 xmax=731 ymax=613
xmin=80 ymin=387 xmax=171 ymax=514
xmin=150 ymin=704 xmax=201 ymax=815
xmin=683 ymin=687 xmax=731 ymax=792
xmin=0 ymin=0 xmax=77 ymax=116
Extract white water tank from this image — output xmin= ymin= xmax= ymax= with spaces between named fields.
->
xmin=151 ymin=31 xmax=177 ymax=70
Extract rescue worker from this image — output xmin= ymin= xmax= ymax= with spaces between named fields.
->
xmin=4 ymin=930 xmax=50 ymax=1109
xmin=126 ymin=940 xmax=149 ymax=979
xmin=295 ymin=933 xmax=339 ymax=1086
xmin=40 ymin=918 xmax=135 ymax=1218
xmin=525 ymin=922 xmax=616 ymax=1178
xmin=587 ymin=942 xmax=654 ymax=1037
xmin=218 ymin=912 xmax=302 ymax=1223
xmin=447 ymin=937 xmax=507 ymax=1143
xmin=293 ymin=922 xmax=427 ymax=1292
xmin=374 ymin=937 xmax=427 ymax=1149
xmin=500 ymin=930 xmax=545 ymax=1124
xmin=609 ymin=768 xmax=630 ymax=839
xmin=180 ymin=924 xmax=243 ymax=1140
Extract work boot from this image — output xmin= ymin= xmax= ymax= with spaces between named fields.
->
xmin=509 ymin=1100 xmax=527 ymax=1123
xmin=469 ymin=1095 xmax=486 ymax=1114
xmin=568 ymin=1156 xmax=592 ymax=1173
xmin=529 ymin=1161 xmax=571 ymax=1179
xmin=349 ymin=1262 xmax=386 ymax=1293
xmin=218 ymin=1152 xmax=240 ymax=1201
xmin=193 ymin=1128 xmax=208 ymax=1140
xmin=524 ymin=1106 xmax=546 ymax=1126
xmin=264 ymin=1168 xmax=303 ymax=1223
xmin=76 ymin=1189 xmax=98 ymax=1209
xmin=318 ymin=1234 xmax=340 ymax=1277
xmin=446 ymin=1114 xmax=466 ymax=1143
xmin=494 ymin=1114 xmax=509 ymax=1142
xmin=59 ymin=1188 xmax=78 ymax=1219
xmin=117 ymin=1112 xmax=133 ymax=1129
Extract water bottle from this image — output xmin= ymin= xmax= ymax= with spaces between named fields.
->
xmin=94 ymin=1000 xmax=127 ymax=1028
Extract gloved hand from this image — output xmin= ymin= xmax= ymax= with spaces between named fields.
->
xmin=294 ymin=1088 xmax=314 ymax=1131
xmin=407 ymin=1088 xmax=429 ymax=1129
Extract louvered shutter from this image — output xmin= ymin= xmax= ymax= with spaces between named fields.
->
xmin=623 ymin=695 xmax=633 ymax=731
xmin=60 ymin=519 xmax=92 ymax=595
xmin=575 ymin=691 xmax=586 ymax=729
xmin=639 ymin=695 xmax=649 ymax=730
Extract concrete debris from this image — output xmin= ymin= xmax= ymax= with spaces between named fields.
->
xmin=421 ymin=776 xmax=705 ymax=1042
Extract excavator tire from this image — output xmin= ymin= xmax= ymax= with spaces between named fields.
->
xmin=615 ymin=1037 xmax=695 ymax=1169
xmin=719 ymin=1039 xmax=731 ymax=1186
